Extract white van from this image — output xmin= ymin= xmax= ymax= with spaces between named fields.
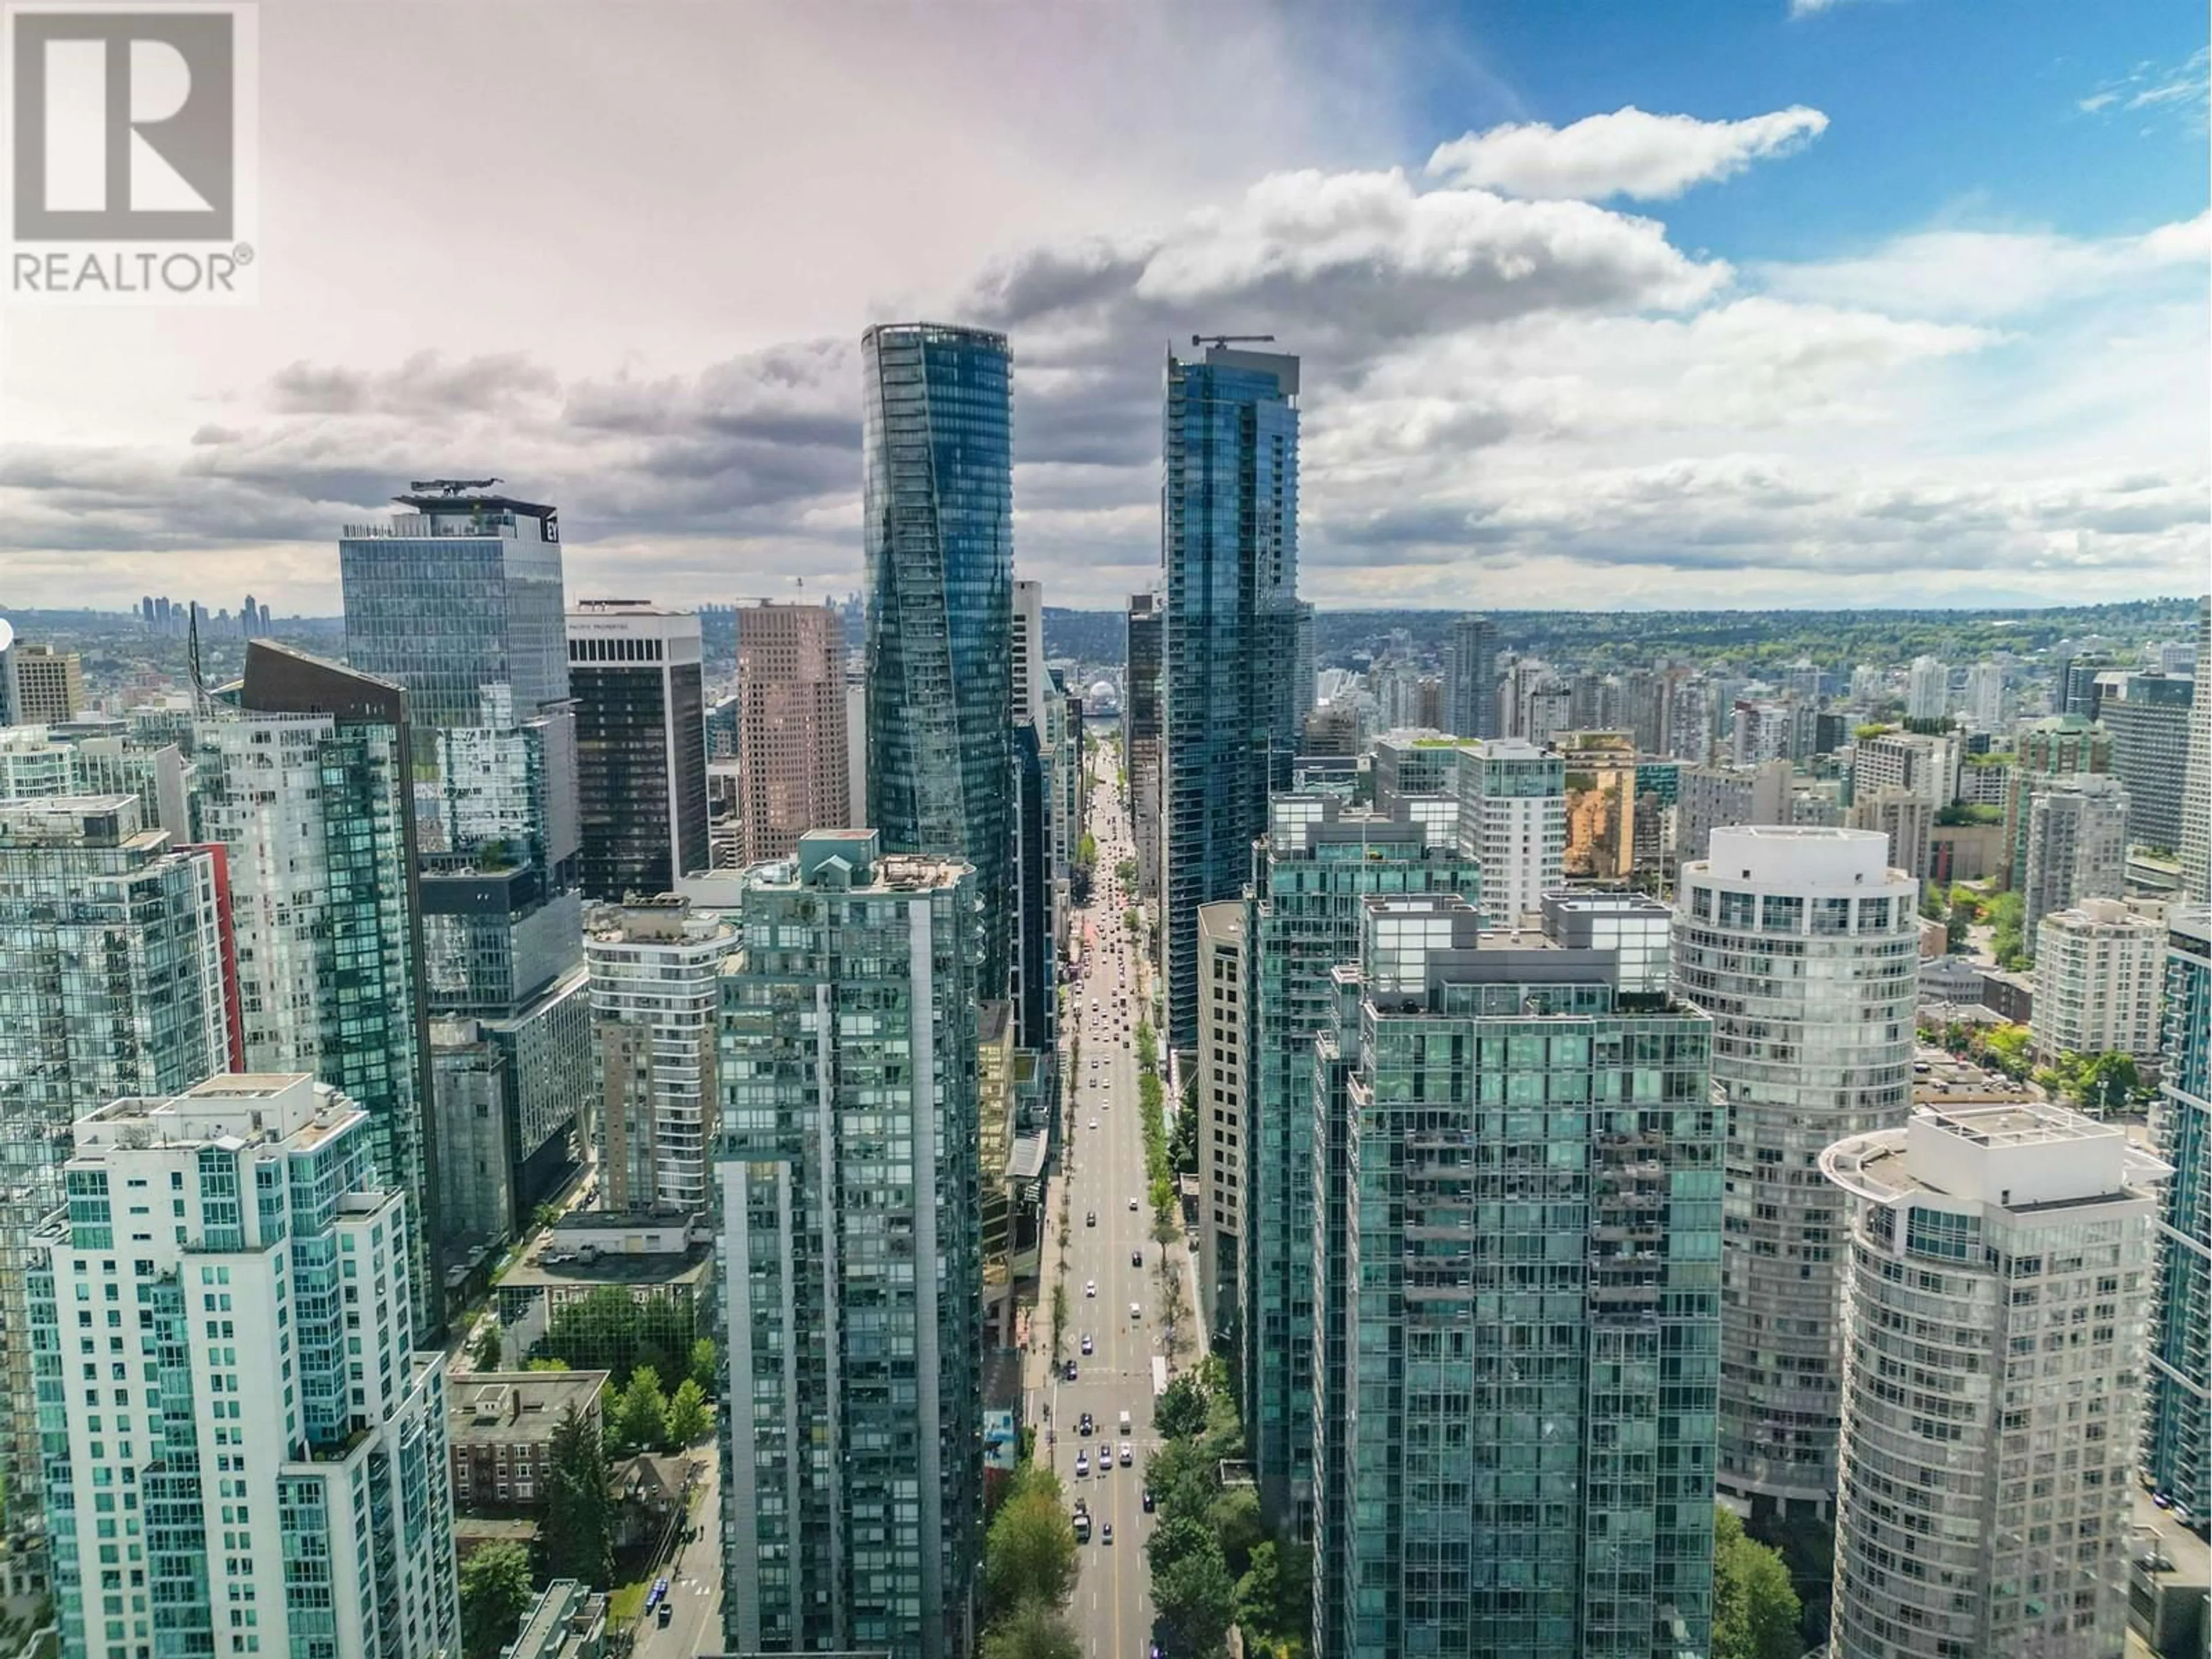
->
xmin=1129 ymin=1301 xmax=1142 ymax=1323
xmin=1118 ymin=1409 xmax=1132 ymax=1436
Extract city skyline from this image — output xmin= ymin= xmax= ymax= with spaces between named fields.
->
xmin=0 ymin=5 xmax=2202 ymax=615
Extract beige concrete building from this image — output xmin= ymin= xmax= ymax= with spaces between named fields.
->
xmin=733 ymin=600 xmax=849 ymax=862
xmin=1196 ymin=900 xmax=1247 ymax=1339
xmin=2031 ymin=898 xmax=2164 ymax=1071
xmin=12 ymin=643 xmax=83 ymax=723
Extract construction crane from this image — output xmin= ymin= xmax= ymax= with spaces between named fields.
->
xmin=1191 ymin=334 xmax=1275 ymax=350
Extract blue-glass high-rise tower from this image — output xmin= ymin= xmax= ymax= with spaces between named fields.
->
xmin=1162 ymin=343 xmax=1302 ymax=1051
xmin=862 ymin=323 xmax=1014 ymax=999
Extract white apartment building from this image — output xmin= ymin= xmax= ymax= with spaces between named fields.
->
xmin=2032 ymin=899 xmax=2165 ymax=1071
xmin=1450 ymin=738 xmax=1564 ymax=926
xmin=1673 ymin=825 xmax=1919 ymax=1516
xmin=1906 ymin=655 xmax=1948 ymax=722
xmin=1824 ymin=1104 xmax=2165 ymax=1659
xmin=585 ymin=894 xmax=736 ymax=1212
xmin=31 ymin=1074 xmax=460 ymax=1659
xmin=2021 ymin=775 xmax=2130 ymax=943
xmin=1853 ymin=729 xmax=1957 ymax=805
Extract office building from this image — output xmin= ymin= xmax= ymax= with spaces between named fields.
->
xmin=1195 ymin=902 xmax=1247 ymax=1338
xmin=2144 ymin=907 xmax=2209 ymax=1523
xmin=1162 ymin=342 xmax=1303 ymax=1050
xmin=1449 ymin=738 xmax=1563 ymax=927
xmin=861 ymin=323 xmax=1014 ymax=1001
xmin=1441 ymin=615 xmax=1498 ymax=739
xmin=2020 ymin=775 xmax=2130 ymax=944
xmin=732 ymin=600 xmax=850 ymax=865
xmin=586 ymin=895 xmax=734 ymax=1214
xmin=198 ymin=641 xmax=441 ymax=1331
xmin=1313 ymin=891 xmax=1720 ymax=1659
xmin=0 ymin=620 xmax=16 ymax=727
xmin=1673 ymin=826 xmax=1918 ymax=1517
xmin=2179 ymin=600 xmax=2210 ymax=902
xmin=1823 ymin=1104 xmax=2165 ymax=1659
xmin=2099 ymin=671 xmax=2195 ymax=853
xmin=30 ymin=1074 xmax=463 ymax=1659
xmin=1010 ymin=721 xmax=1054 ymax=1052
xmin=10 ymin=643 xmax=83 ymax=724
xmin=340 ymin=484 xmax=569 ymax=732
xmin=340 ymin=490 xmax=588 ymax=1241
xmin=566 ymin=602 xmax=708 ymax=900
xmin=0 ymin=795 xmax=234 ymax=1564
xmin=2059 ymin=653 xmax=2118 ymax=719
xmin=1905 ymin=655 xmax=1947 ymax=722
xmin=2031 ymin=899 xmax=2164 ymax=1071
xmin=1244 ymin=798 xmax=1481 ymax=1525
xmin=1124 ymin=593 xmax=1164 ymax=908
xmin=716 ymin=831 xmax=982 ymax=1659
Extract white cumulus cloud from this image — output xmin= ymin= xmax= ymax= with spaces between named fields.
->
xmin=1425 ymin=105 xmax=1828 ymax=201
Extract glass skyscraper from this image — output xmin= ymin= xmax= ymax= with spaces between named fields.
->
xmin=1312 ymin=891 xmax=1719 ymax=1659
xmin=862 ymin=323 xmax=1014 ymax=999
xmin=1162 ymin=343 xmax=1302 ymax=1050
xmin=197 ymin=641 xmax=442 ymax=1335
xmin=1241 ymin=797 xmax=1481 ymax=1527
xmin=0 ymin=794 xmax=233 ymax=1571
xmin=715 ymin=831 xmax=983 ymax=1659
xmin=339 ymin=487 xmax=569 ymax=731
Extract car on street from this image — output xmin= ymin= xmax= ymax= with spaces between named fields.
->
xmin=1064 ymin=1359 xmax=1078 ymax=1382
xmin=1119 ymin=1440 xmax=1133 ymax=1466
xmin=1130 ymin=1301 xmax=1142 ymax=1321
xmin=1089 ymin=1118 xmax=1098 ymax=1130
xmin=1101 ymin=1522 xmax=1113 ymax=1544
xmin=1142 ymin=1487 xmax=1154 ymax=1512
xmin=1131 ymin=1249 xmax=1142 ymax=1267
xmin=658 ymin=1603 xmax=674 ymax=1628
xmin=1080 ymin=1333 xmax=1093 ymax=1355
xmin=1078 ymin=1411 xmax=1093 ymax=1435
xmin=1086 ymin=1210 xmax=1096 ymax=1226
xmin=1128 ymin=1196 xmax=1139 ymax=1211
xmin=1075 ymin=1452 xmax=1089 ymax=1476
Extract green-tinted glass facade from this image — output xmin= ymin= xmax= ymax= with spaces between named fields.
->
xmin=862 ymin=323 xmax=1014 ymax=1001
xmin=715 ymin=832 xmax=983 ymax=1659
xmin=2145 ymin=908 xmax=2210 ymax=1518
xmin=1314 ymin=895 xmax=1720 ymax=1659
xmin=1243 ymin=800 xmax=1480 ymax=1526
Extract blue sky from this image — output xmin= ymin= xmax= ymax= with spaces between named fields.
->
xmin=0 ymin=1 xmax=2203 ymax=614
xmin=1406 ymin=1 xmax=2208 ymax=255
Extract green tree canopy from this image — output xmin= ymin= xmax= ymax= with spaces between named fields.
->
xmin=459 ymin=1540 xmax=533 ymax=1659
xmin=982 ymin=1478 xmax=1078 ymax=1618
xmin=689 ymin=1337 xmax=719 ymax=1394
xmin=541 ymin=1403 xmax=613 ymax=1589
xmin=1145 ymin=1514 xmax=1217 ymax=1581
xmin=1154 ymin=1543 xmax=1238 ymax=1659
xmin=612 ymin=1365 xmax=668 ymax=1455
xmin=980 ymin=1602 xmax=1082 ymax=1659
xmin=664 ymin=1376 xmax=711 ymax=1449
xmin=471 ymin=1321 xmax=503 ymax=1373
xmin=1713 ymin=1507 xmax=1803 ymax=1659
xmin=1207 ymin=1487 xmax=1264 ymax=1580
xmin=1156 ymin=1375 xmax=1210 ymax=1441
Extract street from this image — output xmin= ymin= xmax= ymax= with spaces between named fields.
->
xmin=628 ymin=1452 xmax=722 ymax=1659
xmin=1048 ymin=743 xmax=1184 ymax=1659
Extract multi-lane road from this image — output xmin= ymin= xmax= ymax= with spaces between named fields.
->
xmin=1051 ymin=747 xmax=1175 ymax=1659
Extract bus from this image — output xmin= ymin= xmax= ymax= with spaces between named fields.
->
xmin=1152 ymin=1355 xmax=1169 ymax=1402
